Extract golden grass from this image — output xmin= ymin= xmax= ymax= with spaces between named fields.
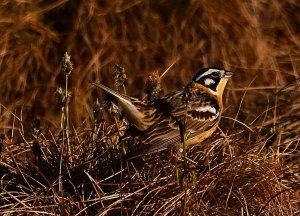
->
xmin=0 ymin=0 xmax=299 ymax=215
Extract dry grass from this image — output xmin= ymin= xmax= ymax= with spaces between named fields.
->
xmin=0 ymin=0 xmax=299 ymax=215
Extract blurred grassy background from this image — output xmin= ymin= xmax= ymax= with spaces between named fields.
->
xmin=0 ymin=1 xmax=299 ymax=214
xmin=0 ymin=0 xmax=299 ymax=130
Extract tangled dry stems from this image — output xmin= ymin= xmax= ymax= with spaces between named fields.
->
xmin=0 ymin=0 xmax=299 ymax=215
xmin=0 ymin=107 xmax=299 ymax=215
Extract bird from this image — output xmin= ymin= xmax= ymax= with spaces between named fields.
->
xmin=93 ymin=68 xmax=233 ymax=157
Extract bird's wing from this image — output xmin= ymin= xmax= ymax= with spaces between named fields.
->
xmin=127 ymin=113 xmax=219 ymax=158
xmin=93 ymin=83 xmax=156 ymax=131
xmin=126 ymin=116 xmax=180 ymax=157
xmin=168 ymin=89 xmax=220 ymax=120
xmin=127 ymin=90 xmax=221 ymax=157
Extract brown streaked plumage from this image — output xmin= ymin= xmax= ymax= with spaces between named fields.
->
xmin=93 ymin=68 xmax=233 ymax=158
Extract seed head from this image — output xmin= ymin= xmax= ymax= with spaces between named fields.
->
xmin=183 ymin=82 xmax=197 ymax=103
xmin=55 ymin=87 xmax=71 ymax=108
xmin=62 ymin=52 xmax=73 ymax=76
xmin=113 ymin=64 xmax=127 ymax=90
xmin=93 ymin=98 xmax=104 ymax=124
xmin=103 ymin=100 xmax=121 ymax=115
xmin=144 ymin=71 xmax=162 ymax=101
xmin=55 ymin=87 xmax=66 ymax=108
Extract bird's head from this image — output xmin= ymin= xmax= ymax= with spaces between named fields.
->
xmin=192 ymin=68 xmax=233 ymax=96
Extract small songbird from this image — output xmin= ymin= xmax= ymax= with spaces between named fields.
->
xmin=93 ymin=68 xmax=233 ymax=157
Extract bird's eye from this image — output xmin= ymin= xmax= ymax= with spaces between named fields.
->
xmin=211 ymin=72 xmax=219 ymax=77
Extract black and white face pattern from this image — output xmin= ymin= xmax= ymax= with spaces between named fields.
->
xmin=192 ymin=68 xmax=226 ymax=92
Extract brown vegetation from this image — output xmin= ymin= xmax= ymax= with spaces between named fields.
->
xmin=0 ymin=0 xmax=299 ymax=215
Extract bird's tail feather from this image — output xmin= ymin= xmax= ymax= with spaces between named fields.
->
xmin=92 ymin=83 xmax=132 ymax=106
xmin=92 ymin=82 xmax=149 ymax=131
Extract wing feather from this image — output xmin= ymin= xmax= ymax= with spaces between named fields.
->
xmin=130 ymin=110 xmax=219 ymax=157
xmin=128 ymin=88 xmax=220 ymax=157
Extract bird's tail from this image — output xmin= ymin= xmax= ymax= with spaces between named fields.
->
xmin=92 ymin=82 xmax=150 ymax=131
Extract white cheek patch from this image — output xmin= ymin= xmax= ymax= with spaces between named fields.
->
xmin=204 ymin=78 xmax=215 ymax=86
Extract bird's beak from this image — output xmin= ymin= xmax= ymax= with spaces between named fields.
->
xmin=224 ymin=70 xmax=234 ymax=78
